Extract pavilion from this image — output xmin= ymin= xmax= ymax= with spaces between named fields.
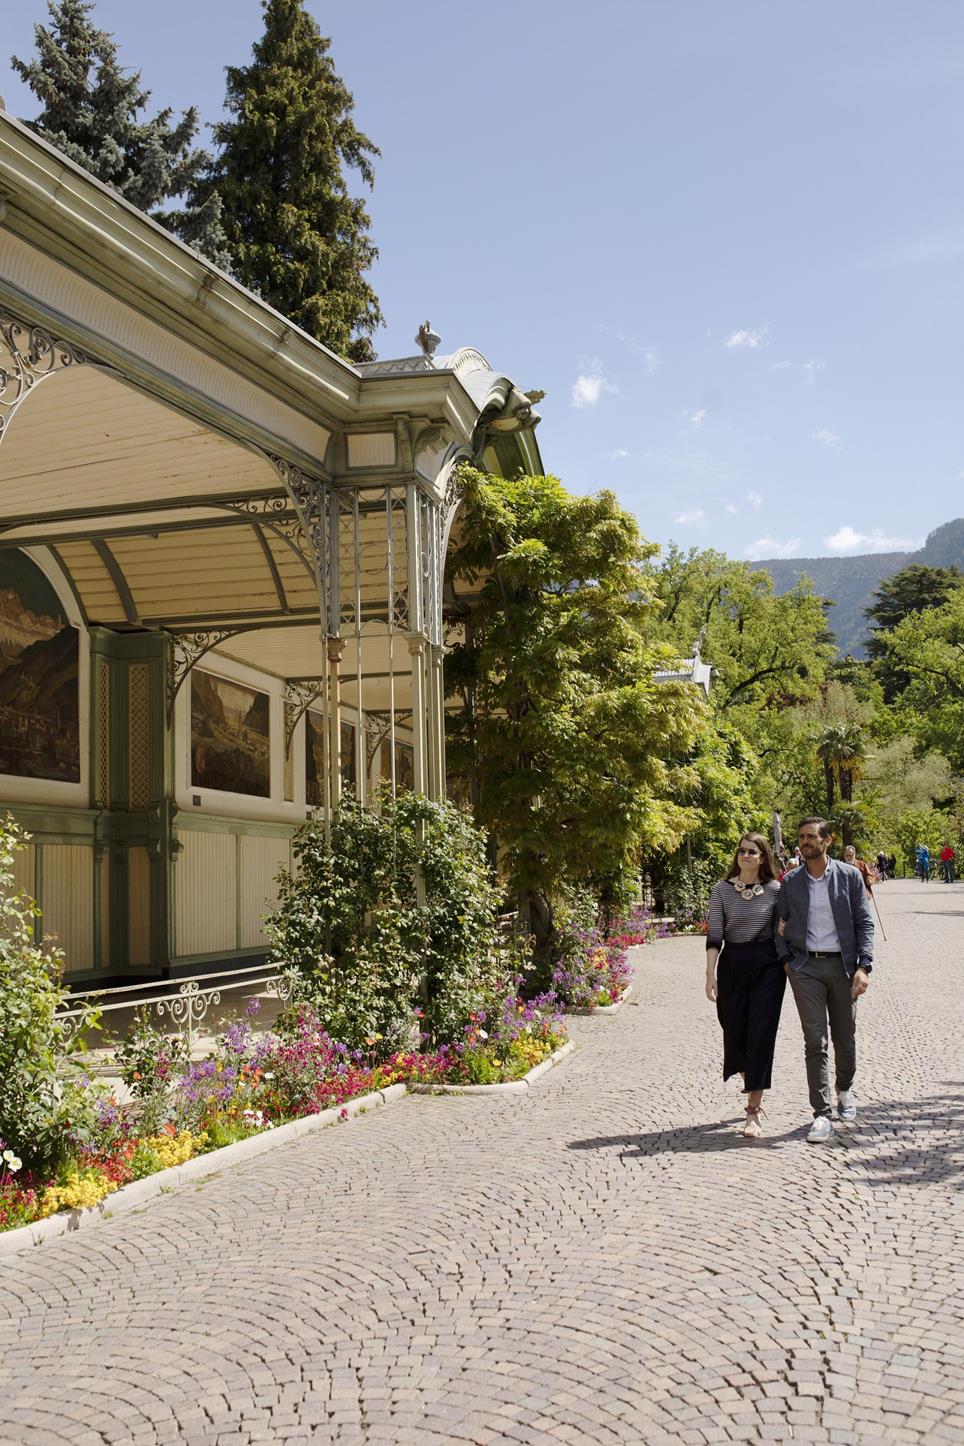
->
xmin=0 ymin=105 xmax=542 ymax=980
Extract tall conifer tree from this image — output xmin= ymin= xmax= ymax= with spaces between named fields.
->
xmin=195 ymin=0 xmax=383 ymax=361
xmin=11 ymin=0 xmax=231 ymax=268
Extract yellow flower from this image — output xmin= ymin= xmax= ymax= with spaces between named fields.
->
xmin=38 ymin=1169 xmax=117 ymax=1218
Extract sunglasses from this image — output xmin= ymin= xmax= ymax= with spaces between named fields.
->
xmin=738 ymin=847 xmax=761 ymax=856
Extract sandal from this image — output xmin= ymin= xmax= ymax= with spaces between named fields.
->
xmin=742 ymin=1104 xmax=766 ymax=1139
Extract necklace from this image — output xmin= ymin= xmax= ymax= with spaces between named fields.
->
xmin=731 ymin=879 xmax=764 ymax=901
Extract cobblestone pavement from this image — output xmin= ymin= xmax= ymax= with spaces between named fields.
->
xmin=1 ymin=880 xmax=963 ymax=1445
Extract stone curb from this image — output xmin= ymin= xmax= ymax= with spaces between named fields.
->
xmin=408 ymin=1039 xmax=575 ymax=1095
xmin=0 ymin=1084 xmax=408 ymax=1262
xmin=0 ymin=1036 xmax=579 ymax=1254
xmin=568 ymin=983 xmax=634 ymax=1016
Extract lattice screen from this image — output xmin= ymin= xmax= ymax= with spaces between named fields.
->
xmin=127 ymin=664 xmax=151 ymax=808
xmin=97 ymin=662 xmax=111 ymax=807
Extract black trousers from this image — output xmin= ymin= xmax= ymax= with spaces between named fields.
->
xmin=716 ymin=939 xmax=787 ymax=1092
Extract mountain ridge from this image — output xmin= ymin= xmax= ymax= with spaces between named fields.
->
xmin=750 ymin=517 xmax=964 ymax=656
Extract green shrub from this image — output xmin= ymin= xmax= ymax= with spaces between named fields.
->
xmin=266 ymin=791 xmax=508 ymax=1051
xmin=0 ymin=816 xmax=99 ymax=1172
xmin=661 ymin=857 xmax=716 ymax=929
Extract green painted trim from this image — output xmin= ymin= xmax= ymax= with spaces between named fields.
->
xmin=174 ymin=812 xmax=298 ymax=840
xmin=171 ymin=947 xmax=268 ymax=969
xmin=0 ymin=805 xmax=99 ymax=839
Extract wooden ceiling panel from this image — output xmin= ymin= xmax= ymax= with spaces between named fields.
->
xmin=0 ymin=366 xmax=281 ymax=522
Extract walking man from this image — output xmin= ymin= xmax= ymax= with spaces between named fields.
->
xmin=843 ymin=844 xmax=875 ymax=895
xmin=777 ymin=817 xmax=875 ymax=1143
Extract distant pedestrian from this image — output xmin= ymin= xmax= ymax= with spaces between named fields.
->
xmin=940 ymin=843 xmax=955 ymax=884
xmin=705 ymin=833 xmax=788 ymax=1139
xmin=876 ymin=851 xmax=889 ymax=881
xmin=777 ymin=817 xmax=874 ymax=1144
xmin=843 ymin=845 xmax=876 ymax=896
xmin=915 ymin=843 xmax=930 ymax=882
xmin=888 ymin=853 xmax=897 ymax=880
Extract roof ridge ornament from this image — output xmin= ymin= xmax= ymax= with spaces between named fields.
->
xmin=415 ymin=320 xmax=441 ymax=359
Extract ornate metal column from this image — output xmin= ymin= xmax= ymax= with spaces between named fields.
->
xmin=327 ymin=636 xmax=345 ymax=809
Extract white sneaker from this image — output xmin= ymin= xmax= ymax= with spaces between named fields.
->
xmin=837 ymin=1090 xmax=857 ymax=1121
xmin=807 ymin=1116 xmax=833 ymax=1143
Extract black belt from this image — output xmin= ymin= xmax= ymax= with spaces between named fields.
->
xmin=809 ymin=950 xmax=842 ymax=959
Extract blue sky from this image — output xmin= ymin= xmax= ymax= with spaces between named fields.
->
xmin=4 ymin=1 xmax=964 ymax=560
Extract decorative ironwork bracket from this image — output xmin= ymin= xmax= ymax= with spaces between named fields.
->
xmin=283 ymin=680 xmax=324 ymax=754
xmin=266 ymin=455 xmax=336 ymax=634
xmin=0 ymin=312 xmax=90 ymax=444
xmin=167 ymin=629 xmax=247 ymax=718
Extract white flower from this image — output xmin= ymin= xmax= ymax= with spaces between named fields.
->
xmin=262 ymin=1072 xmax=274 ymax=1080
xmin=478 ymin=1030 xmax=488 ymax=1041
xmin=3 ymin=1152 xmax=22 ymax=1172
xmin=3 ymin=1149 xmax=16 ymax=1165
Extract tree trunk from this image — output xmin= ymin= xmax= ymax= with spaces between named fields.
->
xmin=824 ymin=762 xmax=836 ymax=812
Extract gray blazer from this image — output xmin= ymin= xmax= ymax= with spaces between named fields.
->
xmin=777 ymin=858 xmax=874 ymax=977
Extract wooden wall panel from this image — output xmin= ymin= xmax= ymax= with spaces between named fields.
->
xmin=175 ymin=830 xmax=236 ymax=957
xmin=40 ymin=844 xmax=94 ymax=972
xmin=239 ymin=835 xmax=289 ymax=949
xmin=11 ymin=840 xmax=36 ymax=901
xmin=127 ymin=845 xmax=152 ymax=969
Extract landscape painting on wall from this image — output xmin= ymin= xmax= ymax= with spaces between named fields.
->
xmin=306 ymin=712 xmax=356 ymax=806
xmin=0 ymin=548 xmax=80 ymax=783
xmin=191 ymin=670 xmax=270 ymax=796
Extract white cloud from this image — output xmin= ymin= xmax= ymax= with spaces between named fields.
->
xmin=723 ymin=500 xmax=738 ymax=514
xmin=824 ymin=526 xmax=917 ymax=554
xmin=814 ymin=427 xmax=841 ymax=446
xmin=745 ymin=489 xmax=763 ymax=510
xmin=769 ymin=360 xmax=792 ymax=371
xmin=571 ymin=357 xmax=616 ymax=409
xmin=674 ymin=509 xmax=708 ymax=527
xmin=608 ymin=447 xmax=630 ymax=459
xmin=744 ymin=537 xmax=800 ymax=561
xmin=642 ymin=349 xmax=660 ymax=375
xmin=725 ymin=327 xmax=768 ymax=350
xmin=803 ymin=359 xmax=826 ymax=386
xmin=688 ymin=408 xmax=707 ymax=431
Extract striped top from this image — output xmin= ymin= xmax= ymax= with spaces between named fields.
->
xmin=706 ymin=878 xmax=781 ymax=950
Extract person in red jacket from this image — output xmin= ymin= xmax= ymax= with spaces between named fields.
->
xmin=940 ymin=843 xmax=956 ymax=884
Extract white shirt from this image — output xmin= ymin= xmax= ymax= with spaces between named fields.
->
xmin=805 ymin=868 xmax=842 ymax=952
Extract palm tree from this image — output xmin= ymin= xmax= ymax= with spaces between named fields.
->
xmin=816 ymin=723 xmax=865 ymax=842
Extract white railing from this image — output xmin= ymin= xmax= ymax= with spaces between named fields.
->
xmin=57 ymin=963 xmax=300 ymax=1056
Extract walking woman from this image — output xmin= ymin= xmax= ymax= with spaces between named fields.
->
xmin=705 ymin=833 xmax=788 ymax=1137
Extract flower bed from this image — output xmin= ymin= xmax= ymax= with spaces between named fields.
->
xmin=0 ymin=992 xmax=567 ymax=1235
xmin=552 ymin=906 xmax=659 ymax=1011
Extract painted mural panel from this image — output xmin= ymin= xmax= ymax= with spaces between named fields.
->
xmin=381 ymin=739 xmax=415 ymax=791
xmin=0 ymin=549 xmax=80 ymax=782
xmin=191 ymin=669 xmax=270 ymax=796
xmin=305 ymin=712 xmax=356 ymax=806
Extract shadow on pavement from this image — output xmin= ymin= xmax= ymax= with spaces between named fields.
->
xmin=568 ymin=1088 xmax=964 ymax=1188
xmin=568 ymin=1118 xmax=804 ymax=1156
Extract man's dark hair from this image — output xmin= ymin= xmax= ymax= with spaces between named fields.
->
xmin=798 ymin=815 xmax=833 ymax=840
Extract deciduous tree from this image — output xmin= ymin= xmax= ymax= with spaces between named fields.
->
xmin=446 ymin=468 xmax=704 ymax=954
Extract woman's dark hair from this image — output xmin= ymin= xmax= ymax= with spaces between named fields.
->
xmin=725 ymin=832 xmax=778 ymax=883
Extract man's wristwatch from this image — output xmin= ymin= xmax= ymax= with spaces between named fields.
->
xmin=856 ymin=962 xmax=873 ymax=975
